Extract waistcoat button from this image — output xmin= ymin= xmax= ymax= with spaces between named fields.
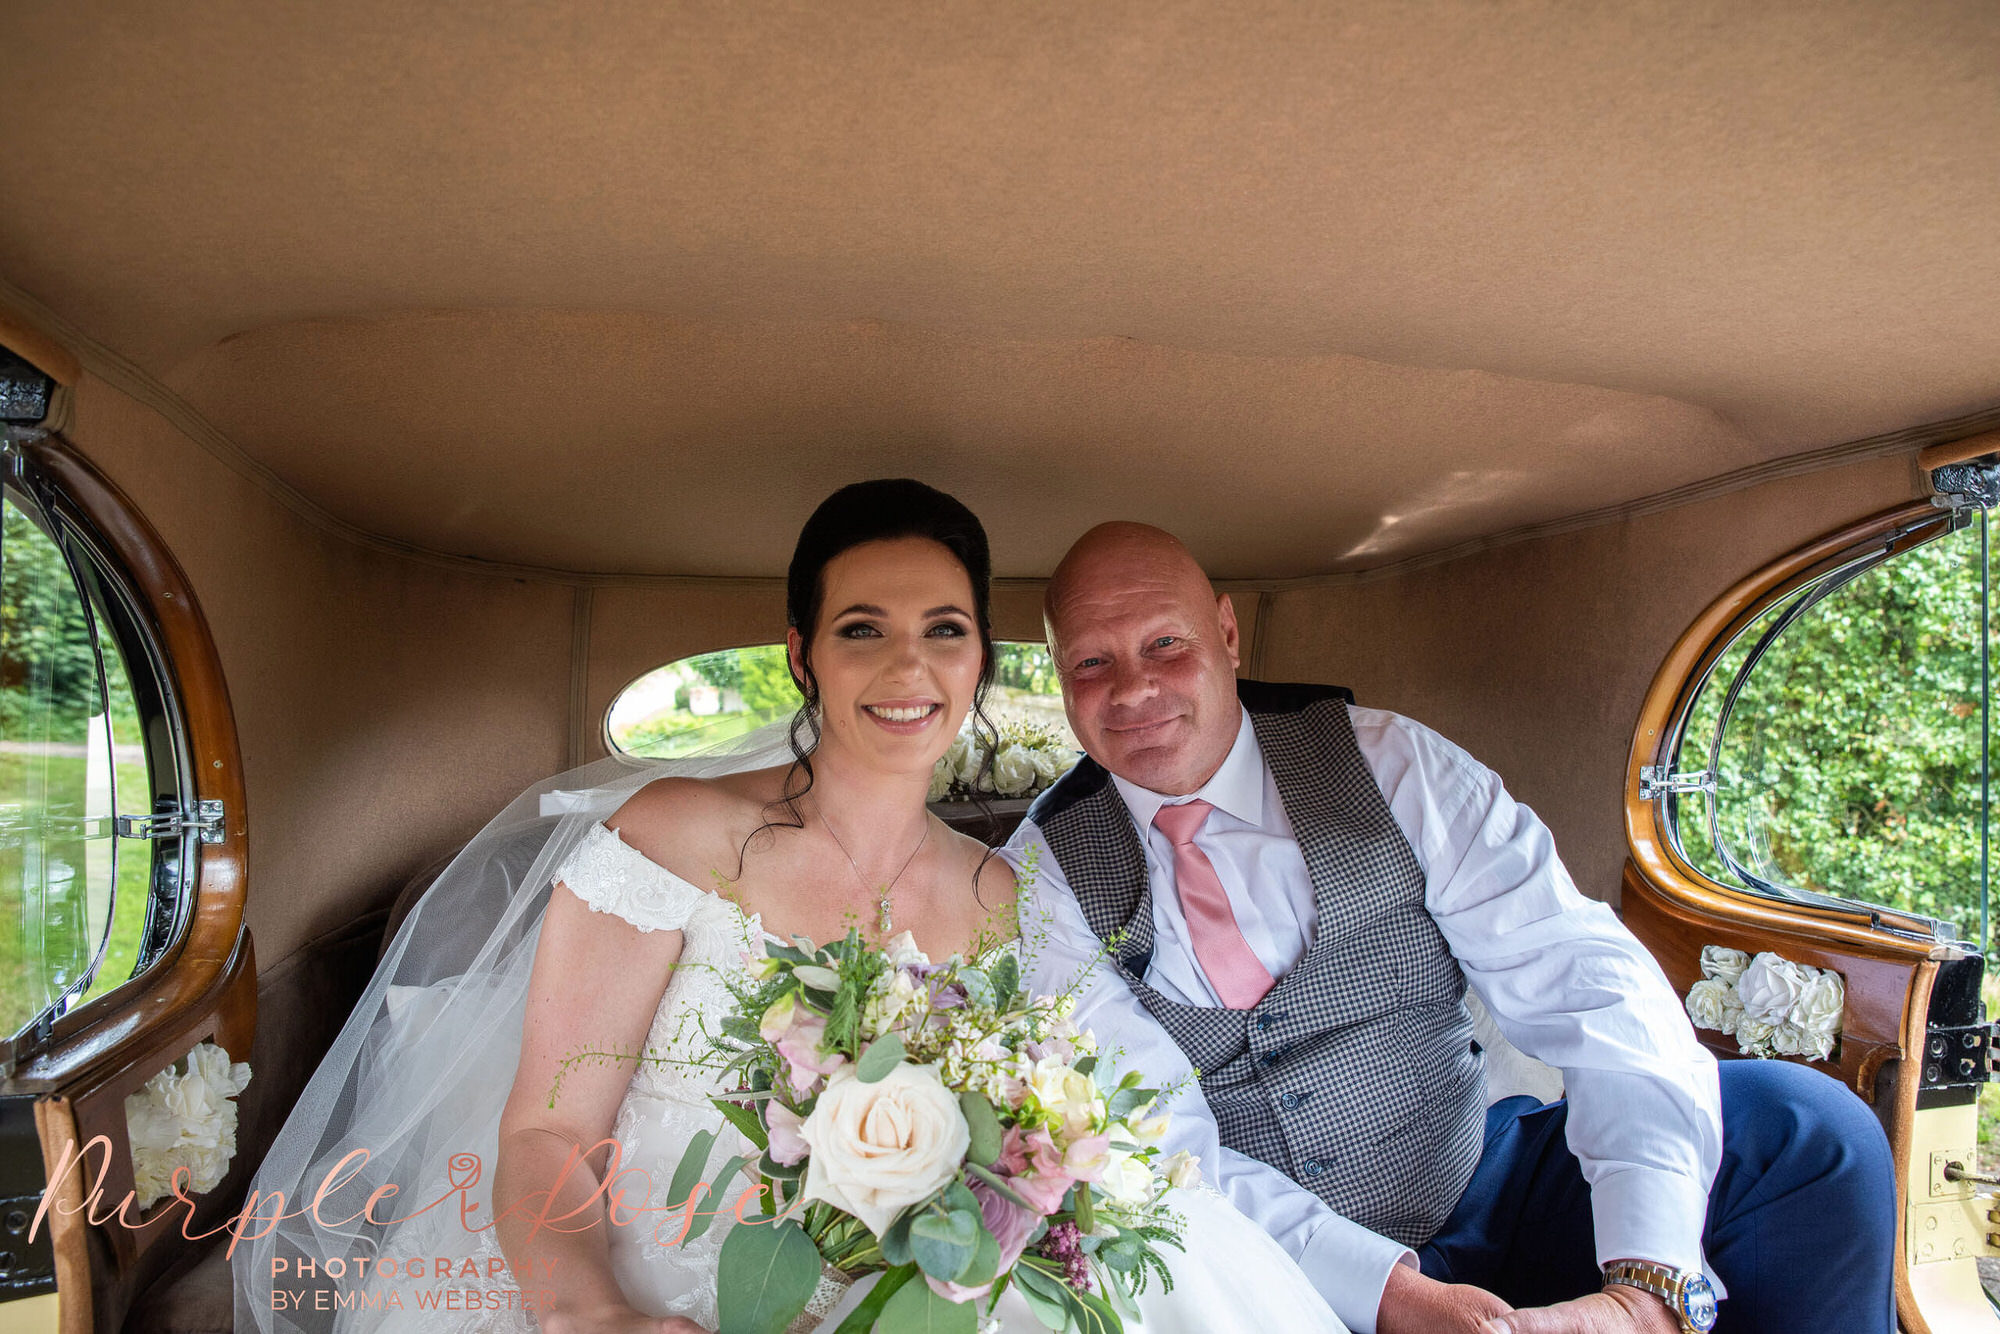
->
xmin=1280 ymin=1091 xmax=1301 ymax=1110
xmin=1302 ymin=1158 xmax=1323 ymax=1176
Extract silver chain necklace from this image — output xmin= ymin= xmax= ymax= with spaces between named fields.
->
xmin=813 ymin=798 xmax=930 ymax=933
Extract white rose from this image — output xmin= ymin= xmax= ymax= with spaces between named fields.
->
xmin=1768 ymin=1022 xmax=1825 ymax=1059
xmin=799 ymin=1064 xmax=970 ymax=1237
xmin=1699 ymin=946 xmax=1751 ymax=986
xmin=928 ymin=758 xmax=955 ymax=802
xmin=1735 ymin=953 xmax=1811 ymax=1026
xmin=1735 ymin=1014 xmax=1777 ymax=1056
xmin=992 ymin=743 xmax=1037 ymax=797
xmin=956 ymin=735 xmax=986 ymax=786
xmin=1027 ymin=747 xmax=1062 ymax=789
xmin=1791 ymin=969 xmax=1844 ymax=1032
xmin=1683 ymin=978 xmax=1735 ymax=1033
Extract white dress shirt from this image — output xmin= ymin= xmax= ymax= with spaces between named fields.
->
xmin=1006 ymin=705 xmax=1722 ymax=1334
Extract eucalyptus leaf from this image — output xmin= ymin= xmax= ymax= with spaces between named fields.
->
xmin=877 ymin=1273 xmax=978 ymax=1334
xmin=716 ymin=1218 xmax=821 ymax=1334
xmin=957 ymin=1224 xmax=1001 ymax=1289
xmin=942 ymin=1180 xmax=980 ymax=1216
xmin=1073 ymin=1055 xmax=1097 ymax=1078
xmin=959 ymin=1091 xmax=1004 ymax=1167
xmin=880 ymin=1206 xmax=917 ymax=1266
xmin=909 ymin=1209 xmax=978 ymax=1280
xmin=856 ymin=1032 xmax=908 ymax=1083
xmin=758 ymin=1148 xmax=804 ymax=1180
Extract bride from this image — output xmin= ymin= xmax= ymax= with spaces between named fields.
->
xmin=232 ymin=479 xmax=1345 ymax=1334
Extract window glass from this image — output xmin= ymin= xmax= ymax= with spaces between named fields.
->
xmin=609 ymin=641 xmax=1077 ymax=760
xmin=0 ymin=496 xmax=118 ymax=1036
xmin=1668 ymin=517 xmax=1988 ymax=939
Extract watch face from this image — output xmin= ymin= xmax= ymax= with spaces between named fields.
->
xmin=1679 ymin=1273 xmax=1719 ymax=1332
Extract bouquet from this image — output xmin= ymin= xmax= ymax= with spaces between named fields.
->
xmin=930 ymin=720 xmax=1081 ymax=802
xmin=676 ymin=928 xmax=1197 ymax=1334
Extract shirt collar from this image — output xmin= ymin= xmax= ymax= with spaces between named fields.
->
xmin=1109 ymin=705 xmax=1267 ymax=834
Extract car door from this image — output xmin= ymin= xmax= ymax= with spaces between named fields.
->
xmin=1622 ymin=436 xmax=2000 ymax=1333
xmin=0 ymin=333 xmax=253 ymax=1334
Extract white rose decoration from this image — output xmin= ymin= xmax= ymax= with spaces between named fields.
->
xmin=1735 ymin=1014 xmax=1777 ymax=1056
xmin=1699 ymin=946 xmax=1751 ymax=987
xmin=992 ymin=742 xmax=1037 ymax=797
xmin=799 ymin=1063 xmax=970 ymax=1237
xmin=956 ymin=735 xmax=987 ymax=787
xmin=1735 ymin=952 xmax=1811 ymax=1026
xmin=123 ymin=1041 xmax=252 ymax=1209
xmin=1683 ymin=978 xmax=1735 ymax=1034
xmin=1027 ymin=747 xmax=1062 ymax=789
xmin=928 ymin=757 xmax=955 ymax=802
xmin=1789 ymin=970 xmax=1843 ymax=1057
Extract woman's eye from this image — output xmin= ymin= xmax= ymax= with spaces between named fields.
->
xmin=926 ymin=622 xmax=968 ymax=638
xmin=838 ymin=623 xmax=882 ymax=638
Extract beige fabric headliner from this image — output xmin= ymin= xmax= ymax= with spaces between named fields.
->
xmin=3 ymin=2 xmax=1996 ymax=577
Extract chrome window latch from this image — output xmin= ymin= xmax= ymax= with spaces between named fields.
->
xmin=1638 ymin=766 xmax=1716 ymax=800
xmin=115 ymin=799 xmax=226 ymax=845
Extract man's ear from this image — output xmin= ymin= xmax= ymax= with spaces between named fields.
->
xmin=1217 ymin=593 xmax=1241 ymax=671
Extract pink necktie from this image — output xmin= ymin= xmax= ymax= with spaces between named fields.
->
xmin=1153 ymin=800 xmax=1275 ymax=1009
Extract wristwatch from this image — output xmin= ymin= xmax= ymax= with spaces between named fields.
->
xmin=1601 ymin=1260 xmax=1718 ymax=1333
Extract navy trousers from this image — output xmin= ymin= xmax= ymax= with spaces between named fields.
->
xmin=1416 ymin=1060 xmax=1896 ymax=1333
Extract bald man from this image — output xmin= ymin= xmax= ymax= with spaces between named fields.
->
xmin=1005 ymin=523 xmax=1893 ymax=1334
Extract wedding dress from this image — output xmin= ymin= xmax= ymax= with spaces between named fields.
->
xmin=233 ymin=731 xmax=1345 ymax=1334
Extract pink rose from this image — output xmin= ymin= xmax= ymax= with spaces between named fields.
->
xmin=766 ymin=1101 xmax=810 ymax=1166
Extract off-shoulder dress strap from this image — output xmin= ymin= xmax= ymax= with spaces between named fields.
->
xmin=551 ymin=820 xmax=715 ymax=933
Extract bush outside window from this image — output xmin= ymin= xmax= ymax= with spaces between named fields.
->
xmin=0 ymin=470 xmax=172 ymax=1045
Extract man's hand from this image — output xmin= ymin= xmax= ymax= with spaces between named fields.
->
xmin=1484 ymin=1282 xmax=1682 ymax=1334
xmin=1376 ymin=1262 xmax=1513 ymax=1334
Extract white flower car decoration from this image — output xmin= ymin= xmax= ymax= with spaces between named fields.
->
xmin=124 ymin=1039 xmax=253 ymax=1210
xmin=1684 ymin=946 xmax=1844 ymax=1061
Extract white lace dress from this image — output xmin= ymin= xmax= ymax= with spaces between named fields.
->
xmin=367 ymin=821 xmax=1347 ymax=1333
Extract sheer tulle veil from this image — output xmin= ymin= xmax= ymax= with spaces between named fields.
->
xmin=230 ymin=722 xmax=806 ymax=1333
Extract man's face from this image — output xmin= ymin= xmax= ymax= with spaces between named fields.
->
xmin=1048 ymin=546 xmax=1242 ymax=795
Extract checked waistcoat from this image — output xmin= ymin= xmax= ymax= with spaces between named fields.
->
xmin=1028 ymin=680 xmax=1485 ymax=1247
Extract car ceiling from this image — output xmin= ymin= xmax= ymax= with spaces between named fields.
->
xmin=2 ymin=0 xmax=1996 ymax=579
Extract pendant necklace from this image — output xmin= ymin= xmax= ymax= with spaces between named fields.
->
xmin=815 ymin=798 xmax=929 ymax=934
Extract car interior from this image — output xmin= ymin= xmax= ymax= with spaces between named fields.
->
xmin=1 ymin=4 xmax=1998 ymax=1331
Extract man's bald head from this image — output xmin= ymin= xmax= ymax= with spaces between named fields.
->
xmin=1045 ymin=523 xmax=1216 ymax=654
xmin=1043 ymin=522 xmax=1242 ymax=795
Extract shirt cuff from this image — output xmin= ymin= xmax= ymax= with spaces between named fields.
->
xmin=1590 ymin=1165 xmax=1726 ymax=1298
xmin=1298 ymin=1216 xmax=1414 ymax=1334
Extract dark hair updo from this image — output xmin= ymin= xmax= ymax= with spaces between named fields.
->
xmin=772 ymin=478 xmax=1001 ymax=819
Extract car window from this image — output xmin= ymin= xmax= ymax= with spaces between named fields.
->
xmin=0 ymin=470 xmax=175 ymax=1044
xmin=1667 ymin=512 xmax=1989 ymax=943
xmin=607 ymin=641 xmax=1076 ymax=759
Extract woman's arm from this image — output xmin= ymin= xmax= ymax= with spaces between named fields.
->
xmin=493 ymin=867 xmax=697 ymax=1334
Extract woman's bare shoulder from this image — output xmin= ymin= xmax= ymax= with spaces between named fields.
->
xmin=601 ymin=764 xmax=798 ymax=885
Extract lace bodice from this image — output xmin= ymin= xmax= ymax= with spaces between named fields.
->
xmin=554 ymin=822 xmax=769 ymax=1327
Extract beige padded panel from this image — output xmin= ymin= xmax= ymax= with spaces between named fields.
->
xmin=1259 ymin=451 xmax=1925 ymax=907
xmin=1 ymin=2 xmax=1994 ymax=577
xmin=66 ymin=376 xmax=574 ymax=965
